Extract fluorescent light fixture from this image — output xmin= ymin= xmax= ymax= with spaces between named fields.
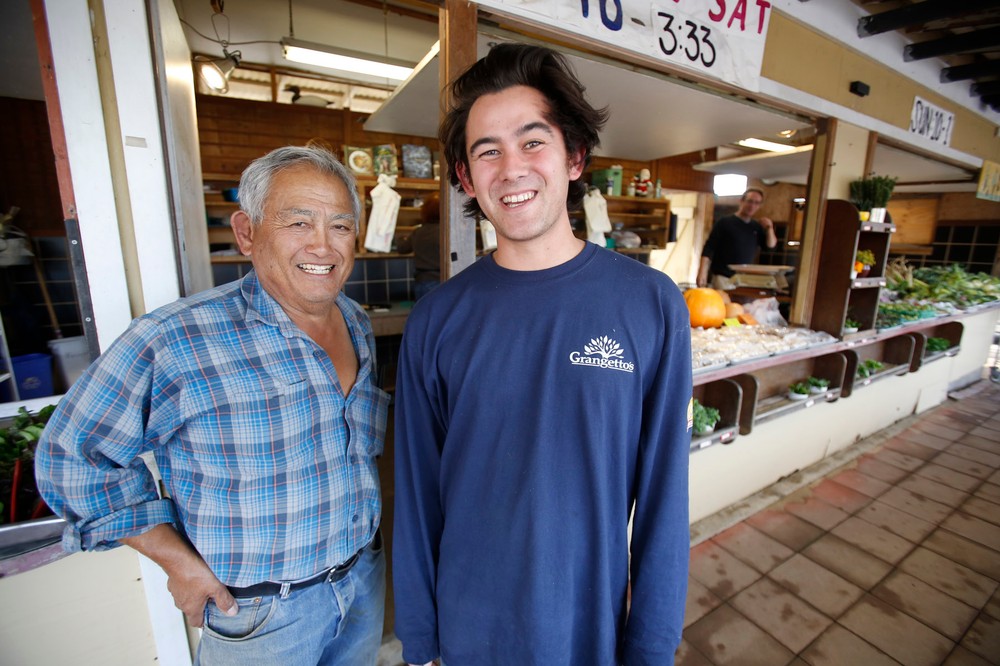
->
xmin=281 ymin=37 xmax=414 ymax=82
xmin=714 ymin=174 xmax=748 ymax=197
xmin=736 ymin=138 xmax=796 ymax=153
xmin=194 ymin=50 xmax=240 ymax=94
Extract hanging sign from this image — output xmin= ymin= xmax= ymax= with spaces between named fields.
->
xmin=909 ymin=96 xmax=954 ymax=147
xmin=976 ymin=159 xmax=1000 ymax=202
xmin=474 ymin=0 xmax=773 ymax=91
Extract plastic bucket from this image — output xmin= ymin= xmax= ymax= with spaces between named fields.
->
xmin=11 ymin=353 xmax=54 ymax=399
xmin=48 ymin=336 xmax=91 ymax=393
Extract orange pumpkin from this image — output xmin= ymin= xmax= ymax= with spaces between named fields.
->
xmin=684 ymin=288 xmax=727 ymax=328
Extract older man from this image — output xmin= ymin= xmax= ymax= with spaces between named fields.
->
xmin=36 ymin=145 xmax=389 ymax=665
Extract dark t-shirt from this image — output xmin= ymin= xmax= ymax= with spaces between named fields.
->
xmin=411 ymin=223 xmax=440 ymax=283
xmin=701 ymin=214 xmax=769 ymax=277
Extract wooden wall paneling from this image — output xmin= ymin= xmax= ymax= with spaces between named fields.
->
xmin=0 ymin=98 xmax=64 ymax=236
xmin=653 ymin=149 xmax=716 ymax=192
xmin=195 ymin=95 xmax=440 ymax=177
xmin=938 ymin=192 xmax=1000 ymax=220
xmin=886 ymin=197 xmax=938 ymax=245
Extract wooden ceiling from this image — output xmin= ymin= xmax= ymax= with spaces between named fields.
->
xmin=849 ymin=0 xmax=1000 ymax=111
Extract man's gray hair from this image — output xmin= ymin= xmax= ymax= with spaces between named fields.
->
xmin=238 ymin=145 xmax=361 ymax=226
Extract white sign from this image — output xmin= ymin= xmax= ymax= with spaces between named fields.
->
xmin=909 ymin=96 xmax=954 ymax=147
xmin=474 ymin=0 xmax=774 ymax=91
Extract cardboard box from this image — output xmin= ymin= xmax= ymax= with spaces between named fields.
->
xmin=591 ymin=168 xmax=623 ymax=196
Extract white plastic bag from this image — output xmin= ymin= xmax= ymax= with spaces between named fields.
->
xmin=364 ymin=173 xmax=401 ymax=253
xmin=583 ymin=188 xmax=611 ymax=246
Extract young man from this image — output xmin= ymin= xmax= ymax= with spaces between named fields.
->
xmin=36 ymin=145 xmax=389 ymax=665
xmin=393 ymin=44 xmax=692 ymax=665
xmin=697 ymin=188 xmax=778 ymax=288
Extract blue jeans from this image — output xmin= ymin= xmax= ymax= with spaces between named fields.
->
xmin=196 ymin=539 xmax=386 ymax=666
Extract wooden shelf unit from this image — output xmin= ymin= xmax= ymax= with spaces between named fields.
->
xmin=907 ymin=321 xmax=964 ymax=371
xmin=731 ymin=351 xmax=847 ymax=435
xmin=691 ymin=379 xmax=742 ymax=452
xmin=811 ymin=199 xmax=894 ymax=337
xmin=202 ymin=173 xmax=442 ymax=262
xmin=841 ymin=335 xmax=914 ymax=397
xmin=577 ymin=189 xmax=672 ymax=251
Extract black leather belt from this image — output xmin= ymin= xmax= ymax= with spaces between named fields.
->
xmin=227 ymin=531 xmax=381 ymax=598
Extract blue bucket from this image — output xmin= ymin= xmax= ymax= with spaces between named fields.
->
xmin=12 ymin=353 xmax=54 ymax=399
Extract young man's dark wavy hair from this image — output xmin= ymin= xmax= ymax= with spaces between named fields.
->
xmin=439 ymin=43 xmax=609 ymax=220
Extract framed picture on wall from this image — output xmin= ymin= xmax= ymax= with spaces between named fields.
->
xmin=374 ymin=144 xmax=399 ymax=176
xmin=344 ymin=146 xmax=373 ymax=175
xmin=402 ymin=144 xmax=432 ymax=179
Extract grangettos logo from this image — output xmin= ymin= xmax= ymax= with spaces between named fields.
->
xmin=569 ymin=335 xmax=635 ymax=373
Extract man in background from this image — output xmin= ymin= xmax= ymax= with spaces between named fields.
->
xmin=36 ymin=145 xmax=389 ymax=665
xmin=397 ymin=192 xmax=441 ymax=300
xmin=393 ymin=43 xmax=692 ymax=666
xmin=698 ymin=187 xmax=777 ymax=288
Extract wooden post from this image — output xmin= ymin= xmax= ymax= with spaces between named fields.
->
xmin=439 ymin=0 xmax=478 ymax=279
xmin=790 ymin=117 xmax=836 ymax=326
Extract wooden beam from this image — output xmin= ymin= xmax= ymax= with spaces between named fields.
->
xmin=439 ymin=0 xmax=477 ymax=280
xmin=790 ymin=117 xmax=835 ymax=327
xmin=857 ymin=0 xmax=995 ymax=38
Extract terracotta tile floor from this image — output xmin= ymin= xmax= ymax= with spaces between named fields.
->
xmin=681 ymin=380 xmax=1000 ymax=666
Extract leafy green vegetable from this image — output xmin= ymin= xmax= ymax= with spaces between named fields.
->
xmin=857 ymin=359 xmax=884 ymax=379
xmin=886 ymin=263 xmax=1000 ymax=310
xmin=926 ymin=337 xmax=950 ymax=353
xmin=808 ymin=376 xmax=830 ymax=388
xmin=789 ymin=382 xmax=810 ymax=395
xmin=692 ymin=398 xmax=720 ymax=433
xmin=1 ymin=406 xmax=56 ymax=524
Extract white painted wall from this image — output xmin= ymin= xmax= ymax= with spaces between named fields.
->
xmin=0 ymin=548 xmax=158 ymax=664
xmin=44 ymin=0 xmax=134 ymax=349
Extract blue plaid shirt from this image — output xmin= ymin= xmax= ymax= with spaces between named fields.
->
xmin=36 ymin=271 xmax=390 ymax=587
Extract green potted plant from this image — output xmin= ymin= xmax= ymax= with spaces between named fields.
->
xmin=692 ymin=398 xmax=721 ymax=436
xmin=843 ymin=317 xmax=860 ymax=334
xmin=0 ymin=405 xmax=56 ymax=524
xmin=848 ymin=178 xmax=874 ymax=218
xmin=926 ymin=337 xmax=950 ymax=354
xmin=787 ymin=381 xmax=810 ymax=400
xmin=807 ymin=376 xmax=830 ymax=394
xmin=869 ymin=175 xmax=897 ymax=221
xmin=856 ymin=358 xmax=884 ymax=379
xmin=848 ymin=175 xmax=897 ymax=223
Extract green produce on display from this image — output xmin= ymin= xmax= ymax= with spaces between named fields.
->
xmin=807 ymin=376 xmax=830 ymax=389
xmin=692 ymin=398 xmax=720 ymax=434
xmin=926 ymin=337 xmax=950 ymax=353
xmin=857 ymin=359 xmax=884 ymax=379
xmin=886 ymin=260 xmax=1000 ymax=308
xmin=788 ymin=382 xmax=810 ymax=395
xmin=0 ymin=405 xmax=56 ymax=524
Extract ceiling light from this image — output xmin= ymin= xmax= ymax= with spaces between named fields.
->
xmin=714 ymin=174 xmax=748 ymax=197
xmin=194 ymin=49 xmax=241 ymax=94
xmin=736 ymin=138 xmax=797 ymax=153
xmin=281 ymin=37 xmax=414 ymax=82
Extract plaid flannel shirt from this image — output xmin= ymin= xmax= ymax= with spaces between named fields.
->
xmin=35 ymin=271 xmax=389 ymax=587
